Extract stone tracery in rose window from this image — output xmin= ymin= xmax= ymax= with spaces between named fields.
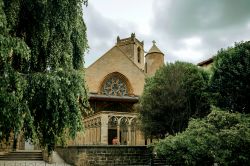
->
xmin=101 ymin=76 xmax=128 ymax=96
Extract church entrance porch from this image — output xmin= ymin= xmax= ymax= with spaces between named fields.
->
xmin=66 ymin=93 xmax=146 ymax=146
xmin=108 ymin=116 xmax=130 ymax=145
xmin=68 ymin=111 xmax=145 ymax=146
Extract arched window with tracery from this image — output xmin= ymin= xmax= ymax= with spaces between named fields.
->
xmin=100 ymin=72 xmax=132 ymax=96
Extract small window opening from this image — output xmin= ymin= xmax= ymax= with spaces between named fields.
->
xmin=137 ymin=47 xmax=141 ymax=63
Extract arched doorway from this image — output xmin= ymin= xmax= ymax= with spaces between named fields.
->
xmin=120 ymin=117 xmax=129 ymax=145
xmin=108 ymin=116 xmax=118 ymax=145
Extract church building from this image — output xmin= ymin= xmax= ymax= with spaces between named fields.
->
xmin=70 ymin=33 xmax=165 ymax=145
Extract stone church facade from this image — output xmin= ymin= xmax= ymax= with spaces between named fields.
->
xmin=69 ymin=33 xmax=165 ymax=146
xmin=0 ymin=33 xmax=164 ymax=152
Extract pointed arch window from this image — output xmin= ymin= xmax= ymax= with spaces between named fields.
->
xmin=101 ymin=74 xmax=129 ymax=96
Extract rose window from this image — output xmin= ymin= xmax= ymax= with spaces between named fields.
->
xmin=101 ymin=76 xmax=128 ymax=96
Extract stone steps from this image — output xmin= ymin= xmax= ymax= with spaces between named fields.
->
xmin=0 ymin=151 xmax=43 ymax=161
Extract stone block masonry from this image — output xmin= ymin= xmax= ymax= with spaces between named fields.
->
xmin=56 ymin=145 xmax=152 ymax=166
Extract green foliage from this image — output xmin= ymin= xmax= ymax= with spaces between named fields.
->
xmin=26 ymin=70 xmax=88 ymax=152
xmin=154 ymin=108 xmax=250 ymax=165
xmin=3 ymin=0 xmax=88 ymax=71
xmin=0 ymin=68 xmax=29 ymax=140
xmin=210 ymin=41 xmax=250 ymax=113
xmin=0 ymin=0 xmax=32 ymax=141
xmin=1 ymin=0 xmax=89 ymax=153
xmin=139 ymin=62 xmax=211 ymax=138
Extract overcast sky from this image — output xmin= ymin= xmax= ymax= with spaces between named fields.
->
xmin=83 ymin=0 xmax=250 ymax=67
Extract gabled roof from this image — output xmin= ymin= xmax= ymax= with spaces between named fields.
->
xmin=87 ymin=46 xmax=145 ymax=75
xmin=115 ymin=46 xmax=145 ymax=74
xmin=85 ymin=45 xmax=146 ymax=96
xmin=87 ymin=46 xmax=116 ymax=69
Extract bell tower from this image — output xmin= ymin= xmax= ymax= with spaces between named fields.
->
xmin=116 ymin=33 xmax=144 ymax=70
xmin=145 ymin=40 xmax=164 ymax=76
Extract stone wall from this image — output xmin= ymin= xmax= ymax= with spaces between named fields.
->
xmin=0 ymin=140 xmax=12 ymax=152
xmin=56 ymin=145 xmax=152 ymax=166
xmin=0 ymin=132 xmax=24 ymax=152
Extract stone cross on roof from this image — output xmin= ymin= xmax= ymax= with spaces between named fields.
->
xmin=152 ymin=40 xmax=156 ymax=45
xmin=147 ymin=40 xmax=163 ymax=54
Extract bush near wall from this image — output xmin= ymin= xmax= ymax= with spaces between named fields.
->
xmin=154 ymin=108 xmax=250 ymax=166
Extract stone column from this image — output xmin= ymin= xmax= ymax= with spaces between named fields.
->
xmin=89 ymin=128 xmax=92 ymax=144
xmin=93 ymin=127 xmax=96 ymax=144
xmin=87 ymin=127 xmax=91 ymax=144
xmin=85 ymin=126 xmax=88 ymax=144
xmin=100 ymin=114 xmax=108 ymax=145
xmin=95 ymin=126 xmax=98 ymax=144
xmin=97 ymin=126 xmax=101 ymax=144
xmin=88 ymin=128 xmax=90 ymax=144
xmin=117 ymin=125 xmax=120 ymax=144
xmin=92 ymin=127 xmax=95 ymax=144
xmin=127 ymin=125 xmax=131 ymax=145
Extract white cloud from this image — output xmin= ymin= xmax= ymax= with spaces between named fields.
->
xmin=172 ymin=48 xmax=204 ymax=62
xmin=181 ymin=37 xmax=202 ymax=48
xmin=247 ymin=22 xmax=250 ymax=29
xmin=83 ymin=0 xmax=250 ymax=66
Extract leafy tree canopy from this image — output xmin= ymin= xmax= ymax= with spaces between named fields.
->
xmin=210 ymin=41 xmax=250 ymax=113
xmin=0 ymin=0 xmax=89 ymax=153
xmin=154 ymin=108 xmax=250 ymax=165
xmin=139 ymin=62 xmax=211 ymax=138
xmin=0 ymin=0 xmax=31 ymax=141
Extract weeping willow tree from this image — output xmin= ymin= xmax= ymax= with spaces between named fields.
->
xmin=0 ymin=0 xmax=89 ymax=153
xmin=0 ymin=0 xmax=31 ymax=145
